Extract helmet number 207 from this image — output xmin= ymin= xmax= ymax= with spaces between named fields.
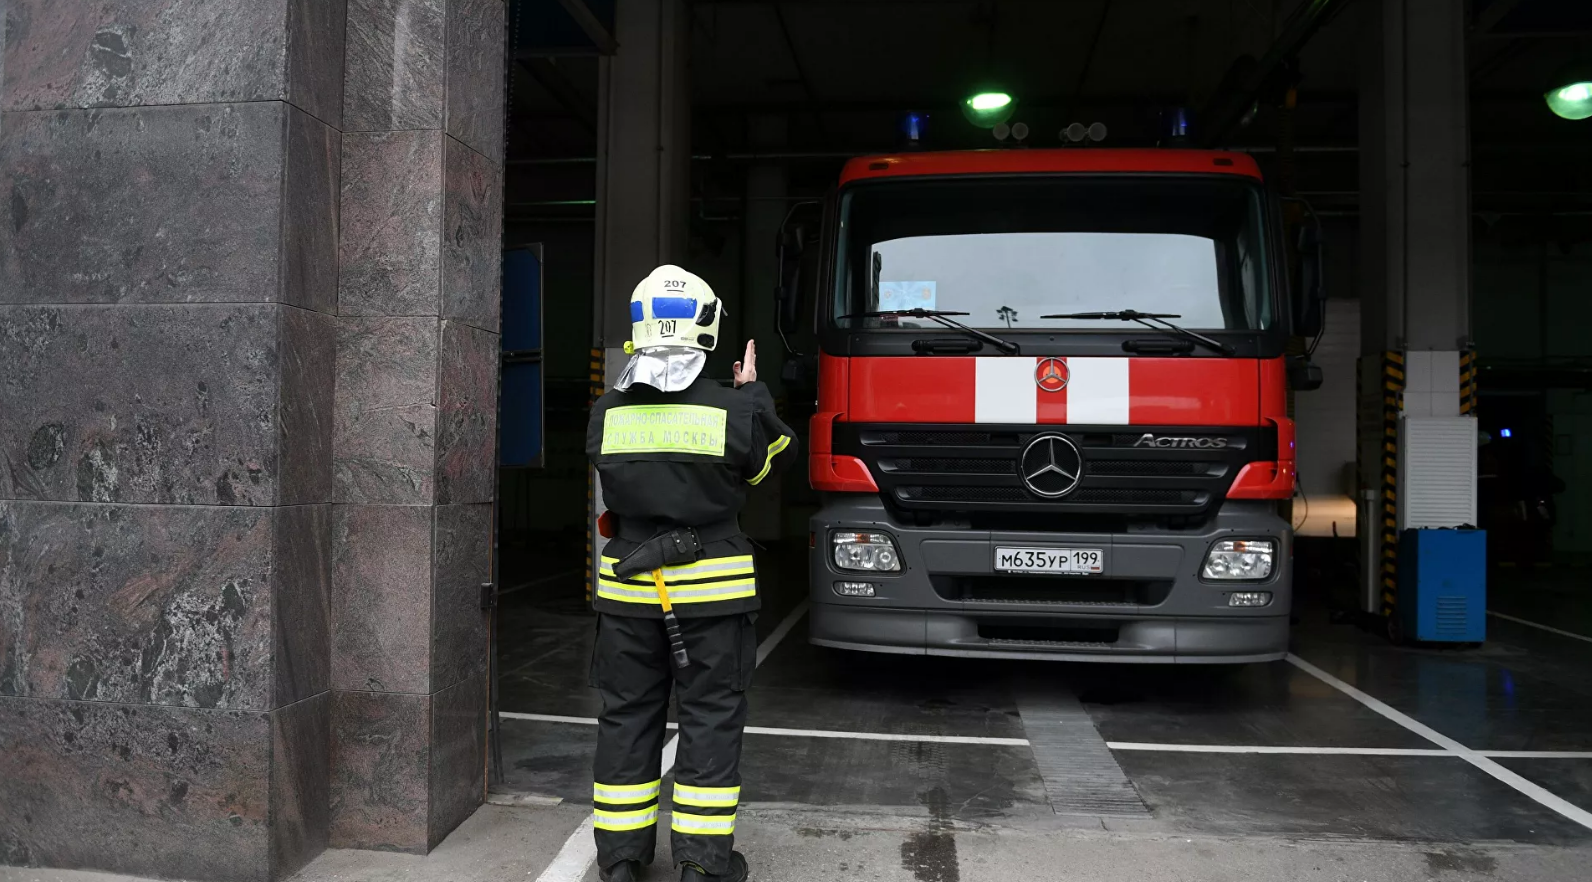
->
xmin=658 ymin=320 xmax=677 ymax=335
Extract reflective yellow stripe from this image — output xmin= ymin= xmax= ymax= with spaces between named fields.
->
xmin=597 ymin=578 xmax=756 ymax=605
xmin=747 ymin=435 xmax=791 ymax=486
xmin=594 ymin=780 xmax=661 ymax=805
xmin=602 ymin=405 xmax=727 ymax=456
xmin=599 ymin=555 xmax=755 ymax=583
xmin=594 ymin=806 xmax=658 ymax=831
xmin=671 ymin=811 xmax=736 ymax=835
xmin=673 ymin=784 xmax=740 ymax=808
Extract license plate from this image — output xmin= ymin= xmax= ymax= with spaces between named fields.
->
xmin=993 ymin=547 xmax=1105 ymax=575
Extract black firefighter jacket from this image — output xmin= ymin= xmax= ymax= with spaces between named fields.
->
xmin=587 ymin=376 xmax=799 ymax=618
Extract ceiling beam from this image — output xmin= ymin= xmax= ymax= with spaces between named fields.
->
xmin=1472 ymin=0 xmax=1528 ymax=34
xmin=553 ymin=0 xmax=617 ymax=55
xmin=1071 ymin=0 xmax=1112 ymax=106
xmin=772 ymin=2 xmax=831 ymax=146
xmin=518 ymin=57 xmax=598 ymax=135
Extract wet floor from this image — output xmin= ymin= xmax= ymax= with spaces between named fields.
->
xmin=491 ymin=556 xmax=1592 ymax=847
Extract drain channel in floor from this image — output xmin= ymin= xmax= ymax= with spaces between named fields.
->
xmin=1016 ymin=685 xmax=1150 ymax=817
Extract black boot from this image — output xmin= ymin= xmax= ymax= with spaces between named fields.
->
xmin=680 ymin=851 xmax=748 ymax=882
xmin=600 ymin=859 xmax=644 ymax=882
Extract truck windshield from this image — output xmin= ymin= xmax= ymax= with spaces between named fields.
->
xmin=833 ymin=175 xmax=1273 ymax=332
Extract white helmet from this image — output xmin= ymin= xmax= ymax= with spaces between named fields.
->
xmin=629 ymin=265 xmax=722 ymax=352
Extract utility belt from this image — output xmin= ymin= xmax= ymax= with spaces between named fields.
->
xmin=610 ymin=518 xmax=743 ymax=581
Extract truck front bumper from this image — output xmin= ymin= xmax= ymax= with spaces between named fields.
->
xmin=808 ymin=498 xmax=1291 ymax=663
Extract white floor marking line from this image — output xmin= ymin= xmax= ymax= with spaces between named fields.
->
xmin=660 ymin=733 xmax=680 ymax=779
xmin=744 ymin=726 xmax=1030 ymax=746
xmin=1104 ymin=743 xmax=1450 ymax=757
xmin=534 ymin=600 xmax=811 ymax=882
xmin=1487 ymin=610 xmax=1592 ymax=645
xmin=502 ymin=714 xmax=1592 ymax=759
xmin=757 ymin=599 xmax=811 ymax=666
xmin=502 ymin=711 xmax=598 ymax=726
xmin=533 ymin=816 xmax=595 ymax=882
xmin=1287 ymin=653 xmax=1592 ymax=833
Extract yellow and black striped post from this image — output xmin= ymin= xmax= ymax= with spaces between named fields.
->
xmin=1459 ymin=349 xmax=1477 ymax=416
xmin=1379 ymin=350 xmax=1405 ymax=620
xmin=586 ymin=347 xmax=605 ymax=602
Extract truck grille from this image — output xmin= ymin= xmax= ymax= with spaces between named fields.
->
xmin=837 ymin=423 xmax=1267 ymax=517
xmin=879 ymin=457 xmax=1013 ymax=475
xmin=898 ymin=486 xmax=1205 ymax=505
xmin=932 ymin=575 xmax=1174 ymax=607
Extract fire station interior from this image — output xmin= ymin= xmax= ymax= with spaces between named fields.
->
xmin=486 ymin=1 xmax=1592 ymax=877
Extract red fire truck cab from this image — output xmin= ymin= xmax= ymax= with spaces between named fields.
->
xmin=797 ymin=148 xmax=1321 ymax=663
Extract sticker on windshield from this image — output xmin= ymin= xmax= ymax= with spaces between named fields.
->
xmin=878 ymin=281 xmax=937 ymax=312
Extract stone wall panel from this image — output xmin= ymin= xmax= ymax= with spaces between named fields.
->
xmin=427 ymin=671 xmax=485 ymax=848
xmin=430 ymin=503 xmax=489 ymax=692
xmin=330 ymin=689 xmax=430 ymax=852
xmin=331 ymin=505 xmax=432 ymax=694
xmin=0 ymin=0 xmax=290 ymax=111
xmin=338 ymin=131 xmax=443 ymax=317
xmin=0 ymin=103 xmax=287 ymax=305
xmin=279 ymin=306 xmax=336 ymax=507
xmin=442 ymin=136 xmax=503 ymax=332
xmin=344 ymin=0 xmax=445 ymax=132
xmin=0 ymin=501 xmax=275 ymax=709
xmin=283 ymin=107 xmax=341 ymax=315
xmin=0 ymin=304 xmax=282 ymax=505
xmin=270 ymin=690 xmax=332 ymax=879
xmin=444 ymin=0 xmax=505 ymax=165
xmin=333 ymin=317 xmax=438 ymax=505
xmin=273 ymin=504 xmax=331 ymax=708
xmin=435 ymin=320 xmax=498 ymax=505
xmin=286 ymin=0 xmax=348 ymax=128
xmin=0 ymin=695 xmax=271 ymax=881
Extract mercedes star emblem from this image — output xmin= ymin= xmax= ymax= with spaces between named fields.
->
xmin=1019 ymin=434 xmax=1084 ymax=498
xmin=1034 ymin=357 xmax=1069 ymax=393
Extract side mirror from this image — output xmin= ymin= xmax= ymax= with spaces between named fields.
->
xmin=1287 ymin=354 xmax=1323 ymax=391
xmin=1290 ymin=214 xmax=1325 ymax=339
xmin=775 ymin=214 xmax=818 ymax=346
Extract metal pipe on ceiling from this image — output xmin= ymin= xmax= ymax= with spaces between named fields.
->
xmin=1197 ymin=0 xmax=1361 ymax=148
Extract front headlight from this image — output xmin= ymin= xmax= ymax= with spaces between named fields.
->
xmin=1203 ymin=539 xmax=1275 ymax=581
xmin=832 ymin=531 xmax=901 ymax=572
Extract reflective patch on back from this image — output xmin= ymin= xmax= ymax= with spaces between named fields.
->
xmin=601 ymin=404 xmax=727 ymax=456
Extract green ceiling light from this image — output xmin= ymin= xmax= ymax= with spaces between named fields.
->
xmin=968 ymin=92 xmax=1012 ymax=111
xmin=962 ymin=91 xmax=1015 ymax=128
xmin=1546 ymin=81 xmax=1592 ymax=120
xmin=1545 ymin=61 xmax=1592 ymax=120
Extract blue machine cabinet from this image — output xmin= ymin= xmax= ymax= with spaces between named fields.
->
xmin=501 ymin=246 xmax=544 ymax=468
xmin=1397 ymin=529 xmax=1487 ymax=643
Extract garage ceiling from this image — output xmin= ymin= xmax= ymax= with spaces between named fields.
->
xmin=507 ymin=0 xmax=1592 ymax=214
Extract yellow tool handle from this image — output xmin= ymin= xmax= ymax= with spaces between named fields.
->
xmin=651 ymin=568 xmax=673 ymax=612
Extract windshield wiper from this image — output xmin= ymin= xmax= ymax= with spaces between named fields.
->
xmin=844 ymin=308 xmax=1021 ymax=354
xmin=1040 ymin=309 xmax=1235 ymax=356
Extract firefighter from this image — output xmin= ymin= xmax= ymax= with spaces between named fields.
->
xmin=586 ymin=265 xmax=798 ymax=882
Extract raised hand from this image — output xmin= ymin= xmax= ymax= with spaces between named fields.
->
xmin=732 ymin=340 xmax=757 ymax=387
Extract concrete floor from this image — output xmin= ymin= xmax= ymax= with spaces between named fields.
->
xmin=11 ymin=804 xmax=1592 ymax=882
xmin=5 ymin=561 xmax=1589 ymax=882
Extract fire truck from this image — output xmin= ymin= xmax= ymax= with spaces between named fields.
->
xmin=779 ymin=149 xmax=1324 ymax=663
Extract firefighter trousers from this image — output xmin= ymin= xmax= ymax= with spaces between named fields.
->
xmin=590 ymin=611 xmax=756 ymax=875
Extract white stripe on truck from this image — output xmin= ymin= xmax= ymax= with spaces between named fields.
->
xmin=1065 ymin=357 xmax=1131 ymax=424
xmin=974 ymin=357 xmax=1037 ymax=423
